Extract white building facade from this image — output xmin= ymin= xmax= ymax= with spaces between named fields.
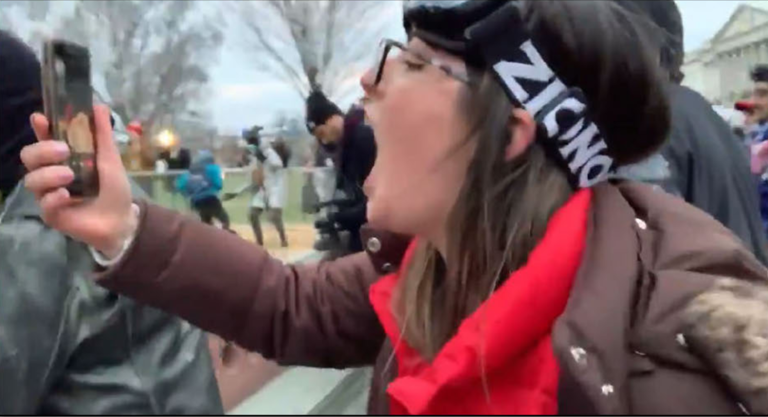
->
xmin=683 ymin=5 xmax=768 ymax=105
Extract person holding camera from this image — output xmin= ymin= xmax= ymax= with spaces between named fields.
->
xmin=228 ymin=128 xmax=290 ymax=248
xmin=306 ymin=90 xmax=376 ymax=254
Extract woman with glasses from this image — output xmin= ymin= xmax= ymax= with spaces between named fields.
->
xmin=19 ymin=0 xmax=768 ymax=414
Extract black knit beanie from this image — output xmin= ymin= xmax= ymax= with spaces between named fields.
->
xmin=616 ymin=0 xmax=684 ymax=83
xmin=752 ymin=65 xmax=768 ymax=83
xmin=305 ymin=89 xmax=342 ymax=133
xmin=0 ymin=31 xmax=43 ymax=200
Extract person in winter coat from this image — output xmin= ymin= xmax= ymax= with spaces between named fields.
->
xmin=176 ymin=149 xmax=231 ymax=230
xmin=20 ymin=1 xmax=768 ymax=414
xmin=616 ymin=0 xmax=768 ymax=266
xmin=253 ymin=138 xmax=291 ymax=247
xmin=311 ymin=140 xmax=338 ymax=214
xmin=306 ymin=90 xmax=376 ymax=253
xmin=226 ymin=135 xmax=290 ymax=247
xmin=747 ymin=65 xmax=768 ymax=237
xmin=0 ymin=30 xmax=223 ymax=414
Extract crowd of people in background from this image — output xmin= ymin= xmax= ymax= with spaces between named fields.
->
xmin=620 ymin=0 xmax=768 ymax=266
xmin=744 ymin=65 xmax=768 ymax=239
xmin=97 ymin=81 xmax=377 ymax=256
xmin=7 ymin=0 xmax=768 ymax=415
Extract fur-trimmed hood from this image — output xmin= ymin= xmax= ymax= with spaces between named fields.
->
xmin=684 ymin=278 xmax=768 ymax=414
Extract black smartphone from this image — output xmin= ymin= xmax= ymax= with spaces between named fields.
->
xmin=41 ymin=40 xmax=98 ymax=198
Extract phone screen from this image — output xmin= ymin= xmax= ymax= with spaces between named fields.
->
xmin=43 ymin=40 xmax=99 ymax=197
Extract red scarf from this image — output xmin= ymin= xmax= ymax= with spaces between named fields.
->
xmin=369 ymin=189 xmax=591 ymax=415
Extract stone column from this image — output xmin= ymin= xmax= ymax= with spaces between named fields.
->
xmin=728 ymin=49 xmax=736 ymax=102
xmin=717 ymin=52 xmax=727 ymax=103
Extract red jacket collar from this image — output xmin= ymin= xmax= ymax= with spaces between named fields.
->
xmin=369 ymin=189 xmax=592 ymax=414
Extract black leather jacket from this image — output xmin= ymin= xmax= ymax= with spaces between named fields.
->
xmin=0 ymin=185 xmax=223 ymax=414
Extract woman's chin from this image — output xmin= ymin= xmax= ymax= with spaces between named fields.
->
xmin=366 ymin=200 xmax=399 ymax=231
xmin=365 ymin=201 xmax=386 ymax=229
xmin=366 ymin=202 xmax=418 ymax=237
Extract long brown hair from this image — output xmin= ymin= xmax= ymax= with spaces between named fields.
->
xmin=393 ymin=74 xmax=573 ymax=359
xmin=393 ymin=0 xmax=669 ymax=360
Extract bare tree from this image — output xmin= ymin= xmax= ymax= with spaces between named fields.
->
xmin=235 ymin=0 xmax=401 ymax=101
xmin=0 ymin=1 xmax=53 ymax=48
xmin=54 ymin=0 xmax=224 ymax=129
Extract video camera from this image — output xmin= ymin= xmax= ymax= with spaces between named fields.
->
xmin=242 ymin=125 xmax=267 ymax=162
xmin=242 ymin=125 xmax=263 ymax=148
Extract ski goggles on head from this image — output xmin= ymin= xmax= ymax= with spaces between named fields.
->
xmin=404 ymin=0 xmax=616 ymax=188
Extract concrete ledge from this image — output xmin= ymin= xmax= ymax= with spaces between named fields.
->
xmin=308 ymin=367 xmax=371 ymax=415
xmin=229 ymin=367 xmax=355 ymax=415
xmin=227 ymin=250 xmax=372 ymax=415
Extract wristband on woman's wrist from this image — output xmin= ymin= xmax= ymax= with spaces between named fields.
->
xmin=89 ymin=203 xmax=141 ymax=268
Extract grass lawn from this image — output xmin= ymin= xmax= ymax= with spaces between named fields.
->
xmin=130 ymin=169 xmax=316 ymax=226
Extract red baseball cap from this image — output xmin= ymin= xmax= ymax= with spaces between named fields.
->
xmin=735 ymin=100 xmax=755 ymax=113
xmin=126 ymin=121 xmax=143 ymax=136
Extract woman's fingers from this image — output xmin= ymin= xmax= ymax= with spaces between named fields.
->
xmin=92 ymin=105 xmax=130 ymax=195
xmin=30 ymin=113 xmax=52 ymax=142
xmin=19 ymin=104 xmax=136 ymax=255
xmin=93 ymin=105 xmax=122 ymax=167
xmin=24 ymin=165 xmax=75 ymax=197
xmin=38 ymin=188 xmax=72 ymax=223
xmin=20 ymin=140 xmax=71 ymax=171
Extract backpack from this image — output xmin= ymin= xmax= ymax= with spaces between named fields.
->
xmin=184 ymin=172 xmax=212 ymax=198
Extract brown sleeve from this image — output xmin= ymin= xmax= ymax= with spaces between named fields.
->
xmin=97 ymin=201 xmax=385 ymax=368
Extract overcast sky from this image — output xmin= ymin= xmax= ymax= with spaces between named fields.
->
xmin=211 ymin=0 xmax=768 ymax=135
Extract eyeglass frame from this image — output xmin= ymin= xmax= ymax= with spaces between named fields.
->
xmin=373 ymin=39 xmax=472 ymax=86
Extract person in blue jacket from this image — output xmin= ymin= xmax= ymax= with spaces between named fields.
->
xmin=176 ymin=150 xmax=231 ymax=230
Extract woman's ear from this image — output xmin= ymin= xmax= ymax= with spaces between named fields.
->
xmin=505 ymin=108 xmax=536 ymax=161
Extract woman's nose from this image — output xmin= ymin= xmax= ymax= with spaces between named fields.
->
xmin=361 ymin=67 xmax=376 ymax=96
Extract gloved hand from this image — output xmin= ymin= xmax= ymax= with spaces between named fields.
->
xmin=222 ymin=192 xmax=238 ymax=202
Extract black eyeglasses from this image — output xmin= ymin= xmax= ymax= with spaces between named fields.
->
xmin=373 ymin=39 xmax=471 ymax=86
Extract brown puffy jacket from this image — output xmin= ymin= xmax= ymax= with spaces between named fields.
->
xmin=99 ymin=182 xmax=768 ymax=414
